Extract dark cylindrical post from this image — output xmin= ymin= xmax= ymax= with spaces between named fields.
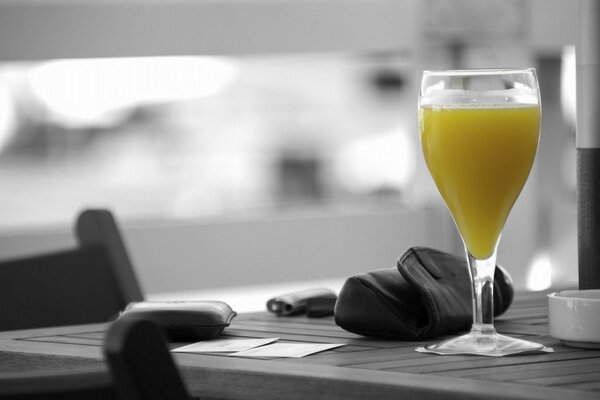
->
xmin=577 ymin=0 xmax=600 ymax=289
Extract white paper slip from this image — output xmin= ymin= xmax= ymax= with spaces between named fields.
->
xmin=172 ymin=337 xmax=278 ymax=353
xmin=415 ymin=345 xmax=554 ymax=357
xmin=229 ymin=342 xmax=344 ymax=358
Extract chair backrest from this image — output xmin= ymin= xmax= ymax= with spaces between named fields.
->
xmin=0 ymin=209 xmax=144 ymax=331
xmin=104 ymin=315 xmax=191 ymax=400
xmin=0 ymin=368 xmax=118 ymax=400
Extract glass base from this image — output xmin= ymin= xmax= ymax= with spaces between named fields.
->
xmin=421 ymin=326 xmax=545 ymax=357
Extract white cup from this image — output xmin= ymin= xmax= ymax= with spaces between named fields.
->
xmin=548 ymin=289 xmax=600 ymax=348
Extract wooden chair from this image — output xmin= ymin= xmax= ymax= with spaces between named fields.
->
xmin=0 ymin=209 xmax=144 ymax=331
xmin=0 ymin=368 xmax=118 ymax=400
xmin=104 ymin=315 xmax=192 ymax=400
xmin=0 ymin=317 xmax=190 ymax=400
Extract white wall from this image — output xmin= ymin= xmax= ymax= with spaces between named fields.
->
xmin=0 ymin=207 xmax=452 ymax=295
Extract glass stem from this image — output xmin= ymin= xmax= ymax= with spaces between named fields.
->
xmin=467 ymin=251 xmax=496 ymax=334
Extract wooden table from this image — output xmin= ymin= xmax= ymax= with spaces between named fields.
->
xmin=1 ymin=291 xmax=599 ymax=400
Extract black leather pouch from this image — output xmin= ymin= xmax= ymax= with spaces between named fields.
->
xmin=334 ymin=247 xmax=514 ymax=340
xmin=119 ymin=301 xmax=237 ymax=341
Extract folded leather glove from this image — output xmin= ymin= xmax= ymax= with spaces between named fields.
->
xmin=334 ymin=247 xmax=514 ymax=340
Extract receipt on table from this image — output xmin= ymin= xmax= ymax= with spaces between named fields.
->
xmin=172 ymin=337 xmax=278 ymax=353
xmin=229 ymin=342 xmax=344 ymax=358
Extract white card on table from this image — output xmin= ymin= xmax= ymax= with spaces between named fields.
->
xmin=172 ymin=337 xmax=278 ymax=353
xmin=229 ymin=342 xmax=344 ymax=358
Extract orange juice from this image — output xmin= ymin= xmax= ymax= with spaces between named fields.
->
xmin=420 ymin=105 xmax=540 ymax=259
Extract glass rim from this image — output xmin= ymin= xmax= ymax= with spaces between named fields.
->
xmin=422 ymin=68 xmax=536 ymax=76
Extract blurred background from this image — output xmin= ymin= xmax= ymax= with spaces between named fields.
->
xmin=0 ymin=0 xmax=577 ymax=305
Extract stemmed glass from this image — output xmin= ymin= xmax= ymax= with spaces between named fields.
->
xmin=418 ymin=69 xmax=543 ymax=355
